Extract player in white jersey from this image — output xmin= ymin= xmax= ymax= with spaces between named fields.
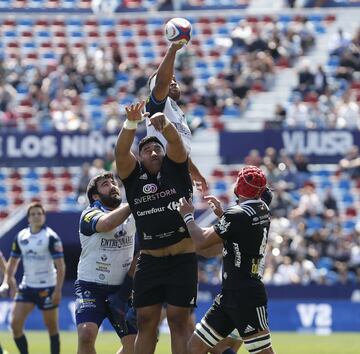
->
xmin=146 ymin=41 xmax=207 ymax=193
xmin=75 ymin=172 xmax=137 ymax=354
xmin=0 ymin=202 xmax=65 ymax=354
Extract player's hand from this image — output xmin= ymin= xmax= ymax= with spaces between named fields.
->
xmin=125 ymin=101 xmax=149 ymax=122
xmin=170 ymin=41 xmax=187 ymax=51
xmin=178 ymin=197 xmax=195 ymax=217
xmin=148 ymin=112 xmax=171 ymax=132
xmin=51 ymin=289 xmax=62 ymax=306
xmin=204 ymin=195 xmax=224 ymax=218
xmin=191 ymin=172 xmax=208 ymax=193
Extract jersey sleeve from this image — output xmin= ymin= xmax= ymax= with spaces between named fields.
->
xmin=80 ymin=208 xmax=104 ymax=236
xmin=48 ymin=230 xmax=64 ymax=259
xmin=213 ymin=209 xmax=247 ymax=241
xmin=146 ymin=93 xmax=166 ymax=116
xmin=10 ymin=234 xmax=21 ymax=258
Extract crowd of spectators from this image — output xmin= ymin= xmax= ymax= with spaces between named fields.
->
xmin=0 ymin=14 xmax=319 ymax=132
xmin=275 ymin=27 xmax=360 ymax=129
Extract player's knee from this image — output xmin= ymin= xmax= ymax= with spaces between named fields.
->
xmin=136 ymin=313 xmax=158 ymax=332
xmin=78 ymin=326 xmax=97 ymax=345
xmin=10 ymin=318 xmax=22 ymax=335
xmin=243 ymin=332 xmax=272 ymax=354
xmin=167 ymin=313 xmax=189 ymax=333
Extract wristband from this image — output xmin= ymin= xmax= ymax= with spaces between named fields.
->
xmin=123 ymin=119 xmax=139 ymax=130
xmin=183 ymin=213 xmax=194 ymax=224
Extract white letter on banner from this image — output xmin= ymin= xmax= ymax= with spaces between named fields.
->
xmin=282 ymin=131 xmax=305 ymax=155
xmin=7 ymin=136 xmax=22 ymax=157
xmin=42 ymin=136 xmax=57 ymax=158
xmin=296 ymin=303 xmax=317 ymax=327
xmin=22 ymin=136 xmax=41 ymax=158
xmin=88 ymin=132 xmax=105 ymax=156
xmin=106 ymin=135 xmax=117 ymax=154
xmin=331 ymin=131 xmax=353 ymax=155
xmin=62 ymin=135 xmax=81 ymax=157
xmin=314 ymin=304 xmax=332 ymax=327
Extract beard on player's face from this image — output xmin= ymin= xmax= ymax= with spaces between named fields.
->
xmin=98 ymin=191 xmax=121 ymax=209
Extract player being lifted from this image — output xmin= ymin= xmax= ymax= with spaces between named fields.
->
xmin=146 ymin=37 xmax=207 ymax=193
xmin=178 ymin=166 xmax=276 ymax=354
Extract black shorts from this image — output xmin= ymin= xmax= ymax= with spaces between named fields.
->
xmin=133 ymin=252 xmax=198 ymax=308
xmin=195 ymin=286 xmax=268 ymax=347
xmin=15 ymin=285 xmax=57 ymax=310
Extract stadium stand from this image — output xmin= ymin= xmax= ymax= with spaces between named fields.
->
xmin=0 ymin=3 xmax=359 ymax=291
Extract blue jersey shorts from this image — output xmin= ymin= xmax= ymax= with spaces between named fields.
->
xmin=74 ymin=280 xmax=137 ymax=338
xmin=15 ymin=285 xmax=57 ymax=310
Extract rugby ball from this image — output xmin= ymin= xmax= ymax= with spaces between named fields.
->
xmin=165 ymin=18 xmax=191 ymax=44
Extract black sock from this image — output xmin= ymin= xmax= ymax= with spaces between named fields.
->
xmin=0 ymin=342 xmax=3 ymax=354
xmin=50 ymin=333 xmax=60 ymax=354
xmin=222 ymin=349 xmax=236 ymax=354
xmin=14 ymin=335 xmax=28 ymax=354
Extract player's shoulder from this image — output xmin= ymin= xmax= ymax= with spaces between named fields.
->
xmin=45 ymin=226 xmax=59 ymax=239
xmin=81 ymin=205 xmax=102 ymax=220
xmin=238 ymin=200 xmax=266 ymax=216
xmin=17 ymin=227 xmax=29 ymax=239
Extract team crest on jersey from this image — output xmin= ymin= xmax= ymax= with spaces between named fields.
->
xmin=143 ymin=183 xmax=158 ymax=194
xmin=217 ymin=216 xmax=231 ymax=234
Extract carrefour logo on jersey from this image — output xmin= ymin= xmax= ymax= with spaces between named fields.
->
xmin=143 ymin=183 xmax=158 ymax=194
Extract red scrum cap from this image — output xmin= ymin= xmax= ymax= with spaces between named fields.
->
xmin=234 ymin=166 xmax=267 ymax=199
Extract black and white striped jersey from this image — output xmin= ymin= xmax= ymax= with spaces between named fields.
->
xmin=213 ymin=199 xmax=270 ymax=289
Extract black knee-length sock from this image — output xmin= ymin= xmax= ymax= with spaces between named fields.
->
xmin=50 ymin=333 xmax=60 ymax=354
xmin=14 ymin=335 xmax=28 ymax=354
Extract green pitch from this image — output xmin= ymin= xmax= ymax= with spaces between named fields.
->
xmin=0 ymin=331 xmax=359 ymax=353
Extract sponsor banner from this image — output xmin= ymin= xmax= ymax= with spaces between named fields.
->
xmin=0 ymin=131 xmax=145 ymax=167
xmin=220 ymin=130 xmax=360 ymax=164
xmin=1 ymin=297 xmax=359 ymax=332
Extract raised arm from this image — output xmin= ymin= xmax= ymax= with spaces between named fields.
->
xmin=152 ymin=42 xmax=185 ymax=101
xmin=95 ymin=204 xmax=131 ymax=233
xmin=149 ymin=112 xmax=187 ymax=163
xmin=115 ymin=101 xmax=148 ymax=179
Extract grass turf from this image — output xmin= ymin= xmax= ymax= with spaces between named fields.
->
xmin=0 ymin=331 xmax=359 ymax=353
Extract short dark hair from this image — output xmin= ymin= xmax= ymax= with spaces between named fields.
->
xmin=138 ymin=136 xmax=164 ymax=154
xmin=86 ymin=172 xmax=115 ymax=204
xmin=27 ymin=202 xmax=45 ymax=217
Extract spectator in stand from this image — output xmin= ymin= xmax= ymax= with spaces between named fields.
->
xmin=292 ymin=181 xmax=323 ymax=217
xmin=271 ymin=181 xmax=295 ymax=218
xmin=77 ymin=162 xmax=92 ymax=204
xmin=339 ymin=145 xmax=360 ymax=179
xmin=314 ymin=65 xmax=327 ymax=95
xmin=243 ymin=149 xmax=262 ymax=167
xmin=296 ymin=60 xmax=315 ymax=96
xmin=323 ymin=188 xmax=338 ymax=215
xmin=89 ymin=158 xmax=106 ymax=178
xmin=335 ymin=91 xmax=360 ymax=129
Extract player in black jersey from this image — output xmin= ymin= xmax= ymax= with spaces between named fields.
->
xmin=179 ymin=166 xmax=276 ymax=354
xmin=115 ymin=101 xmax=196 ymax=354
xmin=146 ymin=41 xmax=207 ymax=193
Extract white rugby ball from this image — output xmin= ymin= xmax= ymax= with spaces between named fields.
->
xmin=165 ymin=18 xmax=192 ymax=44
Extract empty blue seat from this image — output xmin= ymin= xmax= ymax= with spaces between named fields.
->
xmin=213 ymin=180 xmax=227 ymax=193
xmin=223 ymin=105 xmax=241 ymax=117
xmin=338 ymin=179 xmax=351 ymax=190
xmin=316 ymin=257 xmax=333 ymax=270
xmin=24 ymin=170 xmax=39 ymax=180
